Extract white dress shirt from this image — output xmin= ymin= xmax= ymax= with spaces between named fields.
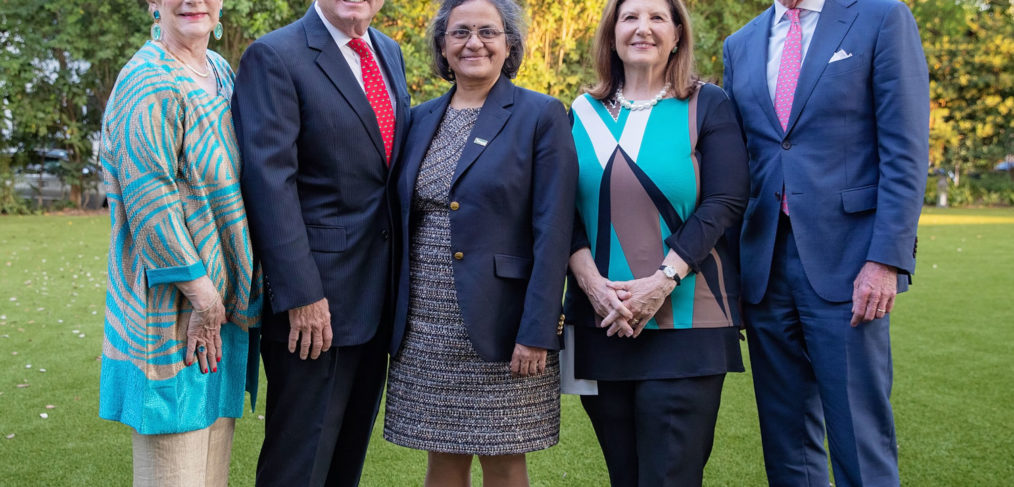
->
xmin=314 ymin=1 xmax=397 ymax=112
xmin=767 ymin=0 xmax=825 ymax=103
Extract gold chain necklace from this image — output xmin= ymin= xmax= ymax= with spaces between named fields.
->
xmin=159 ymin=42 xmax=212 ymax=78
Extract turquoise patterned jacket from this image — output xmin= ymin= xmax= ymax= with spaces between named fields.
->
xmin=98 ymin=42 xmax=262 ymax=434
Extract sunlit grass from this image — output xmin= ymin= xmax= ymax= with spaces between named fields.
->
xmin=1 ymin=207 xmax=1011 ymax=485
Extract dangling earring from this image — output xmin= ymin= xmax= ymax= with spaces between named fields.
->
xmin=151 ymin=10 xmax=162 ymax=42
xmin=671 ymin=44 xmax=679 ymax=54
xmin=213 ymin=9 xmax=223 ymax=40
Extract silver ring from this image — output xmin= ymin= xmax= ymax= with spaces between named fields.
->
xmin=877 ymin=308 xmax=886 ymax=313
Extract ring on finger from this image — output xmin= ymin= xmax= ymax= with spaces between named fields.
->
xmin=877 ymin=308 xmax=886 ymax=313
xmin=197 ymin=345 xmax=206 ymax=354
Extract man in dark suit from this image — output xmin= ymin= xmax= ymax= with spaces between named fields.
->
xmin=232 ymin=0 xmax=409 ymax=484
xmin=723 ymin=0 xmax=928 ymax=485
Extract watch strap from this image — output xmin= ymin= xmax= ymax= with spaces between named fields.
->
xmin=658 ymin=265 xmax=682 ymax=286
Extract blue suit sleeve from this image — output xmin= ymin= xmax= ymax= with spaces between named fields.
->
xmin=233 ymin=41 xmax=324 ymax=312
xmin=515 ymin=99 xmax=579 ymax=351
xmin=866 ymin=2 xmax=929 ymax=274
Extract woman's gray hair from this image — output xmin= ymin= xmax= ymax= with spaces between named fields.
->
xmin=429 ymin=0 xmax=527 ymax=81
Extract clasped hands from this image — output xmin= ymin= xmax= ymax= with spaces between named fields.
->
xmin=584 ymin=272 xmax=676 ymax=338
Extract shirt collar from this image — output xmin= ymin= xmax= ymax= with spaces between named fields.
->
xmin=773 ymin=0 xmax=825 ymax=22
xmin=314 ymin=1 xmax=375 ymax=50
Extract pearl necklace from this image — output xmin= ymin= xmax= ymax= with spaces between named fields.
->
xmin=615 ymin=82 xmax=671 ymax=111
xmin=160 ymin=42 xmax=212 ymax=78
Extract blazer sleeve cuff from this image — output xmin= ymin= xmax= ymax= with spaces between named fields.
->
xmin=261 ymin=251 xmax=325 ymax=313
xmin=516 ymin=319 xmax=563 ymax=351
xmin=866 ymin=233 xmax=917 ymax=275
xmin=664 ymin=233 xmax=704 ymax=273
xmin=515 ymin=335 xmax=562 ymax=352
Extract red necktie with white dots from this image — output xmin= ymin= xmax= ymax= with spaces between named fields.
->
xmin=348 ymin=38 xmax=395 ymax=165
xmin=774 ymin=8 xmax=801 ymax=215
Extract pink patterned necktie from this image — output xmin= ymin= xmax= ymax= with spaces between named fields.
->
xmin=774 ymin=8 xmax=801 ymax=214
xmin=348 ymin=38 xmax=395 ymax=165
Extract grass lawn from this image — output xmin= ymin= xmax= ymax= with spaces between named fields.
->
xmin=0 ymin=207 xmax=1011 ymax=486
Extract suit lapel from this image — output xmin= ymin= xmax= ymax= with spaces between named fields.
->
xmin=451 ymin=75 xmax=514 ymax=188
xmin=302 ymin=8 xmax=386 ymax=160
xmin=785 ymin=0 xmax=858 ymax=134
xmin=400 ymin=93 xmax=451 ymax=203
xmin=746 ymin=7 xmax=783 ymax=135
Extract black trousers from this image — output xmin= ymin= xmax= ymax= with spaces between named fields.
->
xmin=256 ymin=331 xmax=388 ymax=487
xmin=581 ymin=374 xmax=726 ymax=487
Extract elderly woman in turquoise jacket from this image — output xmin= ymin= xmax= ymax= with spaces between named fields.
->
xmin=98 ymin=0 xmax=260 ymax=485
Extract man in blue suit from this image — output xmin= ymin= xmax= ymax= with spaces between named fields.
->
xmin=723 ymin=0 xmax=928 ymax=485
xmin=232 ymin=0 xmax=409 ymax=484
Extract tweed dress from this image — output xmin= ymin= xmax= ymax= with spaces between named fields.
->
xmin=384 ymin=107 xmax=561 ymax=455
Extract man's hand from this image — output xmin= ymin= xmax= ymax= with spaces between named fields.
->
xmin=510 ymin=343 xmax=548 ymax=377
xmin=288 ymin=298 xmax=332 ymax=359
xmin=851 ymin=261 xmax=898 ymax=326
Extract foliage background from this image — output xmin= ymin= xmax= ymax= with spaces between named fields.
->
xmin=1 ymin=0 xmax=1013 ymax=206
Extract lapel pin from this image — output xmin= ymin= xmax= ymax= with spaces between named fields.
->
xmin=474 ymin=137 xmax=488 ymax=147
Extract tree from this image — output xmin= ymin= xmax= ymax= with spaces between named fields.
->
xmin=2 ymin=0 xmax=151 ymax=207
xmin=0 ymin=0 xmax=306 ymax=208
xmin=918 ymin=1 xmax=1014 ymax=179
xmin=684 ymin=0 xmax=768 ymax=82
xmin=4 ymin=0 xmax=1012 ymax=210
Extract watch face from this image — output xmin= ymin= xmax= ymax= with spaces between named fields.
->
xmin=663 ymin=266 xmax=676 ymax=278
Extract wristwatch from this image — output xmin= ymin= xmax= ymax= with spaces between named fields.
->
xmin=658 ymin=265 xmax=681 ymax=286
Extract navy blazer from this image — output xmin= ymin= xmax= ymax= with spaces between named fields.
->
xmin=390 ymin=76 xmax=579 ymax=362
xmin=723 ymin=0 xmax=929 ymax=304
xmin=233 ymin=7 xmax=411 ymax=346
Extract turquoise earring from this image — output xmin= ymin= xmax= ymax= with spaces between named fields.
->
xmin=151 ymin=10 xmax=162 ymax=42
xmin=213 ymin=10 xmax=223 ymax=40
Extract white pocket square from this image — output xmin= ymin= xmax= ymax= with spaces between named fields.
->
xmin=829 ymin=49 xmax=853 ymax=63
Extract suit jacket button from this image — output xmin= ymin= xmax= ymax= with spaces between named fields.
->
xmin=781 ymin=140 xmax=792 ymax=150
xmin=560 ymin=313 xmax=566 ymax=321
xmin=381 ymin=229 xmax=390 ymax=240
xmin=449 ymin=201 xmax=460 ymax=210
xmin=453 ymin=251 xmax=464 ymax=260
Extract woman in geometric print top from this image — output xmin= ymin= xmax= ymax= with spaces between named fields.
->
xmin=562 ymin=0 xmax=749 ymax=484
xmin=98 ymin=0 xmax=260 ymax=484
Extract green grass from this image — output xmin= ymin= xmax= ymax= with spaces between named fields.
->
xmin=0 ymin=207 xmax=1012 ymax=486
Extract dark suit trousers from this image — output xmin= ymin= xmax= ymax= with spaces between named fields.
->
xmin=745 ymin=217 xmax=899 ymax=487
xmin=256 ymin=331 xmax=387 ymax=487
xmin=580 ymin=375 xmax=726 ymax=487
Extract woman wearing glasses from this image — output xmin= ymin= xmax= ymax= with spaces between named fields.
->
xmin=382 ymin=0 xmax=578 ymax=484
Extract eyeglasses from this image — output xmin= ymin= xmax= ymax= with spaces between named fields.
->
xmin=444 ymin=28 xmax=505 ymax=42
